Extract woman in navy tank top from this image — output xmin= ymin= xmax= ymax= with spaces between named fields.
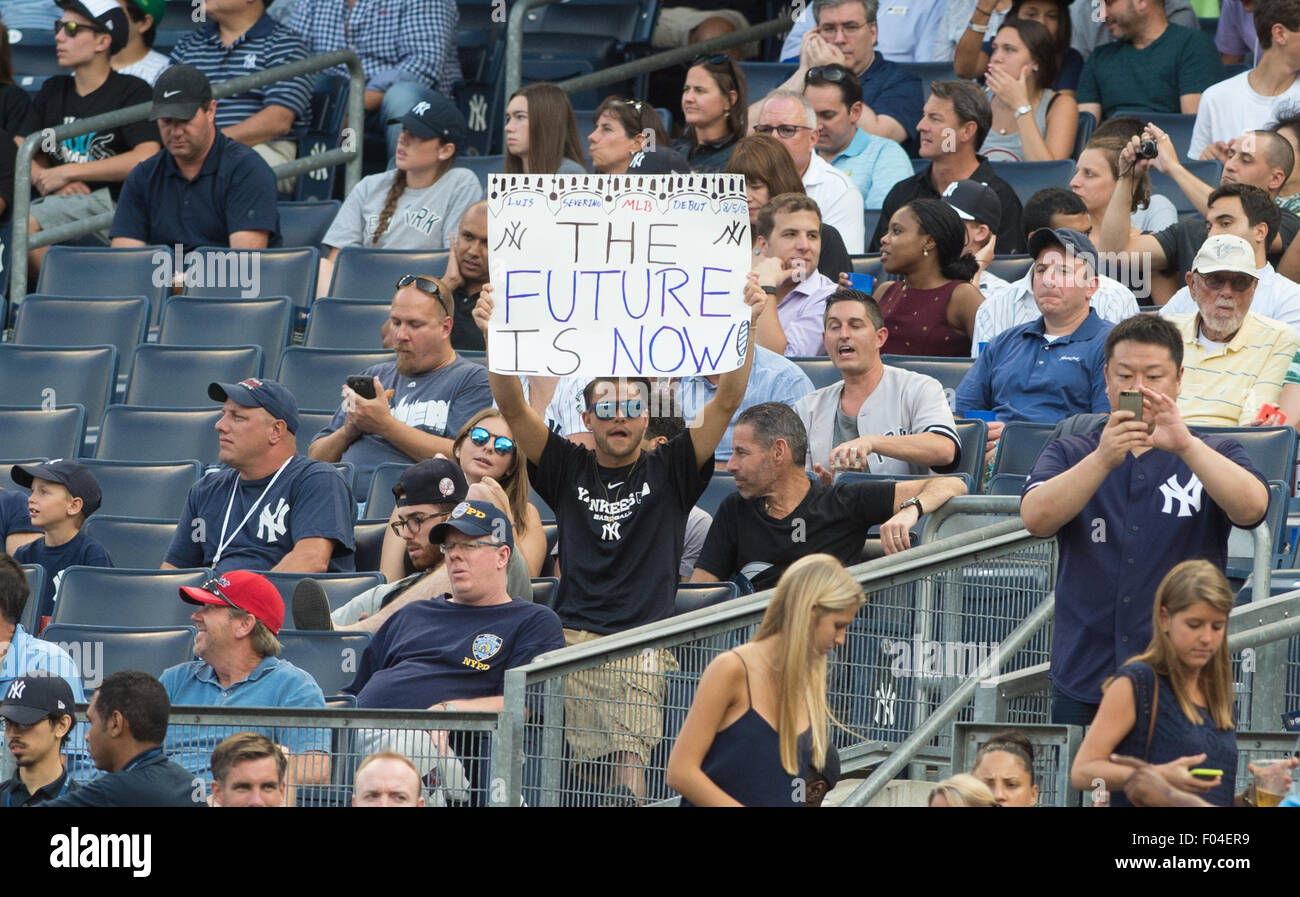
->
xmin=667 ymin=554 xmax=864 ymax=807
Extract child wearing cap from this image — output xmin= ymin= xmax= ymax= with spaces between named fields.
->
xmin=11 ymin=462 xmax=113 ymax=618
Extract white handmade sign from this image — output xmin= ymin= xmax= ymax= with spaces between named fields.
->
xmin=485 ymin=173 xmax=752 ymax=377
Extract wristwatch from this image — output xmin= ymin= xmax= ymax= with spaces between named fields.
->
xmin=761 ymin=285 xmax=777 ymax=295
xmin=900 ymin=496 xmax=924 ymax=516
xmin=1014 ymin=104 xmax=1033 ymax=119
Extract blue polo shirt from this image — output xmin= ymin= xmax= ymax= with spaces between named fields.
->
xmin=955 ymin=310 xmax=1112 ymax=423
xmin=1022 ymin=432 xmax=1265 ymax=703
xmin=830 ymin=128 xmax=915 ymax=209
xmin=159 ymin=655 xmax=329 ymax=778
xmin=109 ymin=133 xmax=281 ymax=252
xmin=859 ymin=52 xmax=923 ymax=147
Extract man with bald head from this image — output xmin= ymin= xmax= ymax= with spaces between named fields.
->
xmin=352 ymin=751 xmax=425 ymax=807
xmin=444 ymin=200 xmax=490 ymax=352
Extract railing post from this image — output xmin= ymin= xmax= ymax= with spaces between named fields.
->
xmin=501 ymin=669 xmax=527 ymax=807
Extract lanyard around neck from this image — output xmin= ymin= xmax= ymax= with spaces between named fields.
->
xmin=214 ymin=457 xmax=293 ymax=564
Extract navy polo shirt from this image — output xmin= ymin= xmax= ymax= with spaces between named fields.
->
xmin=955 ymin=310 xmax=1112 ymax=423
xmin=109 ymin=132 xmax=281 ymax=252
xmin=1022 ymin=432 xmax=1265 ymax=703
xmin=858 ymin=52 xmax=923 ymax=146
xmin=43 ymin=747 xmax=205 ymax=807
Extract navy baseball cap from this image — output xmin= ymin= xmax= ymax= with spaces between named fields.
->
xmin=11 ymin=460 xmax=102 ymax=515
xmin=942 ymin=179 xmax=1002 ymax=230
xmin=57 ymin=0 xmax=129 ymax=55
xmin=1 ymin=675 xmax=76 ymax=726
xmin=430 ymin=500 xmax=515 ymax=553
xmin=388 ymin=95 xmax=469 ymax=149
xmin=393 ymin=458 xmax=468 ymax=507
xmin=209 ymin=378 xmax=300 ymax=434
xmin=1027 ymin=227 xmax=1099 ymax=275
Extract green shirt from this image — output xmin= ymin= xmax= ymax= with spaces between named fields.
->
xmin=1076 ymin=23 xmax=1223 ymax=118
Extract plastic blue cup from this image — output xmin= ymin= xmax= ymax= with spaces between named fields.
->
xmin=847 ymin=273 xmax=875 ymax=293
xmin=965 ymin=410 xmax=997 ymax=422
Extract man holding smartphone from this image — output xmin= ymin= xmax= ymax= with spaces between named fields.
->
xmin=1019 ymin=314 xmax=1269 ymax=727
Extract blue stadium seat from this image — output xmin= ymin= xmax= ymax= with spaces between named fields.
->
xmin=277 ymin=630 xmax=373 ymax=698
xmin=1192 ymin=425 xmax=1298 ymax=487
xmin=989 ymin=420 xmax=1058 ymax=477
xmin=159 ymin=296 xmax=294 ymax=374
xmin=951 ymin=418 xmax=988 ymax=490
xmin=695 ymin=472 xmax=738 ymax=517
xmin=987 ymin=255 xmax=1032 ymax=283
xmin=304 ymin=298 xmax=389 ymax=349
xmin=328 ymin=248 xmax=451 ymax=301
xmin=77 ymin=459 xmax=201 ymax=519
xmin=36 ymin=246 xmax=171 ymax=326
xmin=864 ymin=209 xmax=882 ymax=245
xmin=294 ymin=75 xmax=350 ymax=202
xmin=458 ymin=156 xmax=504 ymax=195
xmin=989 ymin=160 xmax=1076 ymax=205
xmin=297 ymin=410 xmax=337 ymax=445
xmin=738 ymin=62 xmax=796 ymax=105
xmin=1073 ymin=110 xmax=1096 ymax=160
xmin=13 ymin=296 xmax=148 ymax=368
xmin=851 ymin=254 xmax=884 ymax=278
xmin=124 ymin=344 xmax=264 ymax=408
xmin=81 ymin=516 xmax=180 ymax=570
xmin=255 ymin=572 xmax=385 ymax=628
xmin=50 ymin=566 xmax=209 ymax=628
xmin=528 ymin=486 xmax=555 ymax=525
xmin=353 ymin=520 xmax=389 ymax=573
xmin=182 ymin=247 xmax=319 ymax=310
xmin=1150 ymin=160 xmax=1222 ymax=215
xmin=881 ymin=354 xmax=974 ymax=412
xmin=278 ymin=200 xmax=342 ymax=248
xmin=331 ymin=461 xmax=355 ymax=494
xmin=275 ymin=347 xmax=391 ymax=411
xmin=986 ymin=472 xmax=1028 ymax=495
xmin=455 ymin=26 xmax=504 ymax=155
xmin=19 ymin=564 xmax=48 ymax=635
xmin=365 ymin=462 xmax=412 ymax=521
xmin=791 ymin=357 xmax=841 ymax=390
xmin=1228 ymin=480 xmax=1289 ymax=578
xmin=675 ymin=581 xmax=740 ymax=615
xmin=0 ymin=345 xmax=116 ymax=436
xmin=8 ymin=30 xmax=61 ymax=80
xmin=95 ymin=406 xmax=223 ymax=464
xmin=1132 ymin=112 xmax=1197 ymax=161
xmin=0 ymin=405 xmax=86 ymax=461
xmin=531 ymin=577 xmax=560 ymax=609
xmin=40 ymin=624 xmax=196 ymax=690
xmin=523 ymin=0 xmax=656 ymax=43
xmin=519 ymin=56 xmax=600 ymax=109
xmin=899 ymin=62 xmax=959 ymax=102
xmin=540 ymin=522 xmax=558 ymax=576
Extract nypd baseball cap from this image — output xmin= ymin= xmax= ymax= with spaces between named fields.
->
xmin=11 ymin=460 xmax=103 ymax=515
xmin=393 ymin=458 xmax=468 ymax=507
xmin=57 ymin=0 xmax=129 ymax=55
xmin=209 ymin=378 xmax=301 ymax=434
xmin=389 ymin=94 xmax=469 ymax=150
xmin=430 ymin=499 xmax=515 ymax=553
xmin=1026 ymin=226 xmax=1099 ymax=275
xmin=0 ymin=675 xmax=77 ymax=726
xmin=179 ymin=570 xmax=286 ymax=635
xmin=942 ymin=179 xmax=1002 ymax=230
xmin=150 ymin=64 xmax=213 ymax=122
xmin=1191 ymin=234 xmax=1258 ymax=278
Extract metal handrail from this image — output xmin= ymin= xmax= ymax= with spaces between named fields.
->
xmin=10 ymin=48 xmax=365 ymax=310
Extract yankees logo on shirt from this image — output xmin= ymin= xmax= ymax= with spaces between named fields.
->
xmin=257 ymin=499 xmax=291 ymax=542
xmin=1158 ymin=473 xmax=1204 ymax=517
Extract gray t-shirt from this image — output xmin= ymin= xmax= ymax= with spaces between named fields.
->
xmin=832 ymin=406 xmax=859 ymax=453
xmin=314 ymin=357 xmax=495 ymax=499
xmin=322 ymin=167 xmax=483 ymax=251
xmin=330 ymin=553 xmax=535 ymax=626
xmin=680 ymin=505 xmax=713 ymax=579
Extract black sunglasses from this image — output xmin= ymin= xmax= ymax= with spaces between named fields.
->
xmin=805 ymin=66 xmax=852 ymax=84
xmin=54 ymin=19 xmax=106 ymax=37
xmin=200 ymin=578 xmax=238 ymax=608
xmin=396 ymin=274 xmax=453 ymax=317
xmin=693 ymin=53 xmax=734 ymax=69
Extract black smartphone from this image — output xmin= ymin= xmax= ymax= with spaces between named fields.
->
xmin=346 ymin=375 xmax=376 ymax=400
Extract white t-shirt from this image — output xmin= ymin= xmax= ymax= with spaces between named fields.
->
xmin=116 ymin=50 xmax=171 ymax=86
xmin=803 ymin=153 xmax=865 ymax=253
xmin=322 ymin=167 xmax=483 ymax=251
xmin=1189 ymin=70 xmax=1300 ymax=160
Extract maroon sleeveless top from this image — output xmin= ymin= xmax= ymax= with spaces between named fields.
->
xmin=877 ymin=279 xmax=971 ymax=357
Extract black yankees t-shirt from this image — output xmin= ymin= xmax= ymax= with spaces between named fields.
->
xmin=696 ymin=480 xmax=896 ymax=591
xmin=529 ymin=429 xmax=713 ymax=633
xmin=20 ymin=72 xmax=159 ymax=199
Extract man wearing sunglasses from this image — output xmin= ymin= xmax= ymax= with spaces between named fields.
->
xmin=15 ymin=0 xmax=160 ymax=277
xmin=310 ymin=274 xmax=494 ymax=502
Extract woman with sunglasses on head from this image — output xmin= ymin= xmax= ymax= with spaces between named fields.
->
xmin=668 ymin=554 xmax=864 ymax=806
xmin=876 ymin=198 xmax=984 ymax=357
xmin=672 ymin=54 xmax=748 ymax=173
xmin=504 ymin=82 xmax=586 ymax=175
xmin=318 ymin=96 xmax=482 ymax=297
xmin=587 ymin=96 xmax=690 ymax=175
xmin=1071 ymin=559 xmax=1298 ymax=807
xmin=980 ymin=18 xmax=1077 ymax=162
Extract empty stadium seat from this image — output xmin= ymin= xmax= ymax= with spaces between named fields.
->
xmin=294 ymin=75 xmax=350 ymax=202
xmin=77 ymin=460 xmax=202 ymax=519
xmin=158 ymin=296 xmax=294 ymax=373
xmin=458 ymin=156 xmax=505 ymax=195
xmin=95 ymin=406 xmax=223 ymax=464
xmin=989 ymin=420 xmax=1058 ymax=477
xmin=81 ymin=516 xmax=180 ymax=570
xmin=738 ymin=62 xmax=796 ymax=106
xmin=1192 ymin=426 xmax=1298 ymax=487
xmin=304 ymin=298 xmax=389 ymax=349
xmin=36 ymin=246 xmax=170 ymax=325
xmin=277 ymin=630 xmax=373 ymax=696
xmin=275 ymin=347 xmax=391 ymax=411
xmin=278 ymin=200 xmax=342 ymax=247
xmin=1073 ymin=110 xmax=1096 ymax=159
xmin=13 ymin=296 xmax=149 ymax=367
xmin=328 ymin=248 xmax=450 ymax=301
xmin=19 ymin=565 xmax=48 ymax=635
xmin=353 ymin=520 xmax=389 ymax=573
xmin=530 ymin=577 xmax=559 ymax=609
xmin=899 ymin=62 xmax=959 ymax=101
xmin=40 ymin=624 xmax=196 ymax=690
xmin=297 ymin=410 xmax=337 ymax=444
xmin=881 ymin=354 xmax=974 ymax=412
xmin=986 ymin=472 xmax=1028 ymax=495
xmin=951 ymin=418 xmax=988 ymax=490
xmin=987 ymin=255 xmax=1032 ymax=283
xmin=0 ymin=405 xmax=86 ymax=461
xmin=9 ymin=30 xmax=60 ymax=80
xmin=1150 ymin=160 xmax=1222 ymax=215
xmin=182 ymin=247 xmax=320 ymax=310
xmin=254 ymin=572 xmax=384 ymax=628
xmin=695 ymin=472 xmax=738 ymax=517
xmin=51 ymin=567 xmax=210 ymax=628
xmin=675 ymin=581 xmax=741 ymax=615
xmin=0 ymin=345 xmax=117 ymax=435
xmin=1119 ymin=111 xmax=1196 ymax=160
xmin=989 ymin=161 xmax=1077 ymax=205
xmin=364 ymin=462 xmax=412 ymax=521
xmin=791 ymin=357 xmax=841 ymax=390
xmin=124 ymin=344 xmax=264 ymax=407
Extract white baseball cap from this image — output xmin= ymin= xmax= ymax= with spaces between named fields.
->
xmin=1190 ymin=234 xmax=1258 ymax=278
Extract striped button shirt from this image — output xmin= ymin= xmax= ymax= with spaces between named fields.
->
xmin=170 ymin=15 xmax=313 ymax=136
xmin=286 ymin=0 xmax=462 ymax=96
xmin=1172 ymin=311 xmax=1300 ymax=427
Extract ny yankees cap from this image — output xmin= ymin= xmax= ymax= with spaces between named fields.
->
xmin=57 ymin=0 xmax=129 ymax=55
xmin=430 ymin=500 xmax=515 ymax=553
xmin=1191 ymin=234 xmax=1258 ymax=278
xmin=0 ymin=675 xmax=77 ymax=726
xmin=179 ymin=570 xmax=286 ymax=635
xmin=389 ymin=94 xmax=469 ymax=150
xmin=393 ymin=458 xmax=468 ymax=507
xmin=150 ymin=64 xmax=213 ymax=122
xmin=1026 ymin=227 xmax=1098 ymax=276
xmin=209 ymin=378 xmax=301 ymax=434
xmin=11 ymin=460 xmax=102 ymax=515
xmin=942 ymin=179 xmax=1002 ymax=230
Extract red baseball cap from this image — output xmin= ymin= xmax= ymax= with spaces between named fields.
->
xmin=179 ymin=570 xmax=285 ymax=635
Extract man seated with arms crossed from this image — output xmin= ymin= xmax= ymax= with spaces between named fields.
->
xmin=0 ymin=675 xmax=78 ymax=806
xmin=796 ymin=288 xmax=961 ymax=481
xmin=351 ymin=750 xmax=425 ymax=807
xmin=1166 ymin=233 xmax=1299 ymax=427
xmin=209 ymin=730 xmax=285 ymax=808
xmin=691 ymin=402 xmax=966 ymax=591
xmin=45 ymin=670 xmax=205 ymax=806
xmin=472 ymin=273 xmax=768 ymax=804
xmin=1020 ymin=314 xmax=1269 ymax=725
